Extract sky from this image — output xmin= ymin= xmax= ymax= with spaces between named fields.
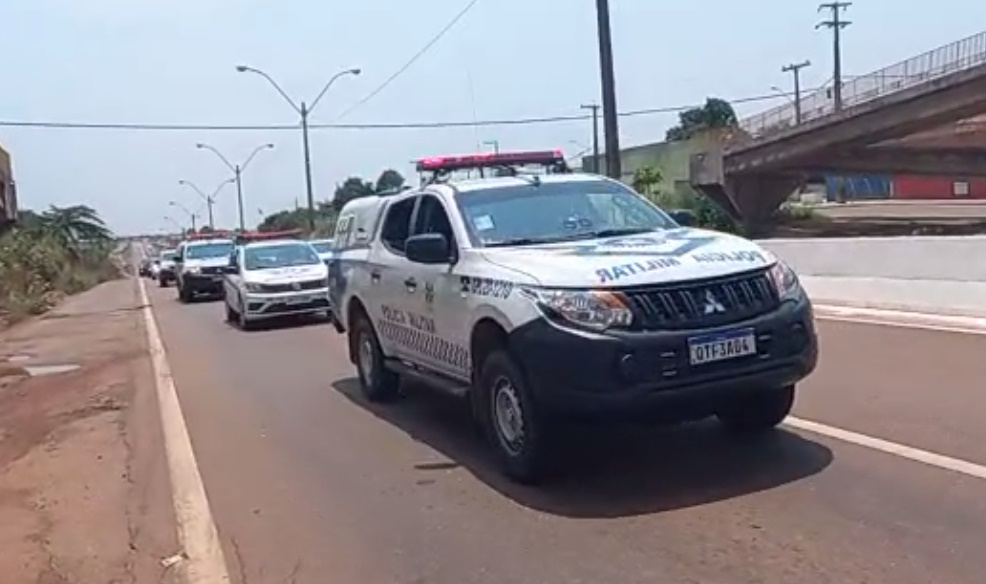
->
xmin=1 ymin=0 xmax=984 ymax=235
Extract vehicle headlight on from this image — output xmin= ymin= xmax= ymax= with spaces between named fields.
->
xmin=521 ymin=288 xmax=633 ymax=331
xmin=767 ymin=260 xmax=802 ymax=301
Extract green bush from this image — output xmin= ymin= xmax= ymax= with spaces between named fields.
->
xmin=647 ymin=190 xmax=739 ymax=233
xmin=0 ymin=206 xmax=118 ymax=324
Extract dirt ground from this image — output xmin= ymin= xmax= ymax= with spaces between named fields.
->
xmin=0 ymin=278 xmax=179 ymax=583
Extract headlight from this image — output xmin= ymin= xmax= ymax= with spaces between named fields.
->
xmin=185 ymin=265 xmax=201 ymax=274
xmin=767 ymin=261 xmax=801 ymax=300
xmin=521 ymin=288 xmax=633 ymax=331
xmin=244 ymin=282 xmax=264 ymax=293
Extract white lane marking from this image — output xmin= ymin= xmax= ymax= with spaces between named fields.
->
xmin=786 ymin=417 xmax=986 ymax=481
xmin=138 ymin=277 xmax=231 ymax=583
xmin=814 ymin=303 xmax=986 ymax=336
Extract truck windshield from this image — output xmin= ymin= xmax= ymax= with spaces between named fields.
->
xmin=243 ymin=243 xmax=320 ymax=271
xmin=185 ymin=242 xmax=234 ymax=259
xmin=455 ymin=180 xmax=678 ymax=247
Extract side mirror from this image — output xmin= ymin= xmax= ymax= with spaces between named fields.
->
xmin=406 ymin=233 xmax=452 ymax=264
xmin=669 ymin=209 xmax=696 ymax=227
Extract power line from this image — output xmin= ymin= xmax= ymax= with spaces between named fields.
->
xmin=0 ymin=88 xmax=819 ymax=132
xmin=335 ymin=0 xmax=484 ymax=120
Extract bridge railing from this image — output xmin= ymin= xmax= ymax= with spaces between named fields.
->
xmin=740 ymin=30 xmax=986 ymax=139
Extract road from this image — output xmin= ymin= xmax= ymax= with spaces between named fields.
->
xmin=815 ymin=200 xmax=986 ymax=220
xmin=145 ymin=282 xmax=986 ymax=584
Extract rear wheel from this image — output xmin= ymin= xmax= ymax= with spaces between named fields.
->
xmin=352 ymin=314 xmax=399 ymax=402
xmin=716 ymin=385 xmax=795 ymax=433
xmin=477 ymin=350 xmax=555 ymax=484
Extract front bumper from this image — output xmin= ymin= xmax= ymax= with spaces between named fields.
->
xmin=242 ymin=289 xmax=331 ymax=319
xmin=509 ymin=294 xmax=818 ymax=421
xmin=182 ymin=272 xmax=224 ymax=293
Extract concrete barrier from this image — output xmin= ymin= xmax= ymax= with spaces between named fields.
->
xmin=759 ymin=235 xmax=986 ymax=281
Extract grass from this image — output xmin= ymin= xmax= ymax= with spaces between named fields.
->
xmin=0 ymin=228 xmax=120 ymax=325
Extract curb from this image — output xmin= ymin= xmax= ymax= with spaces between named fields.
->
xmin=812 ymin=298 xmax=986 ymax=319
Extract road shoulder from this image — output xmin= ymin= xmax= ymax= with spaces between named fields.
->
xmin=0 ymin=278 xmax=180 ymax=583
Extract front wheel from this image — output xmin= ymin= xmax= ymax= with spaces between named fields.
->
xmin=477 ymin=350 xmax=555 ymax=484
xmin=352 ymin=315 xmax=399 ymax=402
xmin=716 ymin=385 xmax=795 ymax=433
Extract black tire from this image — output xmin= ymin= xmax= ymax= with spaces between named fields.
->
xmin=225 ymin=300 xmax=238 ymax=323
xmin=716 ymin=385 xmax=795 ymax=433
xmin=178 ymin=285 xmax=192 ymax=303
xmin=237 ymin=302 xmax=254 ymax=331
xmin=351 ymin=314 xmax=399 ymax=402
xmin=158 ymin=277 xmax=167 ymax=288
xmin=476 ymin=350 xmax=554 ymax=484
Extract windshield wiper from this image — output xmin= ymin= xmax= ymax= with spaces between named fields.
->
xmin=484 ymin=237 xmax=560 ymax=248
xmin=581 ymin=227 xmax=656 ymax=239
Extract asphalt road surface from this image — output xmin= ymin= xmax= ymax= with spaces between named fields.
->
xmin=146 ymin=283 xmax=986 ymax=584
xmin=817 ymin=200 xmax=986 ymax=220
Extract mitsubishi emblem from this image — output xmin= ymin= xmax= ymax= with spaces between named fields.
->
xmin=702 ymin=290 xmax=726 ymax=315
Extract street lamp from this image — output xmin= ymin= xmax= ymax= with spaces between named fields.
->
xmin=236 ymin=64 xmax=361 ymax=231
xmin=163 ymin=215 xmax=183 ymax=234
xmin=178 ymin=178 xmax=235 ymax=230
xmin=195 ymin=143 xmax=274 ymax=231
xmin=168 ymin=201 xmax=198 ymax=232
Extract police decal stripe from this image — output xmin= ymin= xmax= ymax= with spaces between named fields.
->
xmin=377 ymin=319 xmax=470 ymax=372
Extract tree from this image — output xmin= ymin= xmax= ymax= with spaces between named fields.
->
xmin=665 ymin=97 xmax=738 ymax=142
xmin=374 ymin=169 xmax=405 ymax=193
xmin=34 ymin=205 xmax=113 ymax=248
xmin=631 ymin=167 xmax=663 ymax=195
xmin=331 ymin=177 xmax=375 ymax=212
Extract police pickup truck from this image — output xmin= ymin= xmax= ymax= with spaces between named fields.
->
xmin=175 ymin=235 xmax=236 ymax=302
xmin=222 ymin=231 xmax=331 ymax=330
xmin=329 ymin=150 xmax=818 ymax=483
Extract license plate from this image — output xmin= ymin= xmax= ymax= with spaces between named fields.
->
xmin=286 ymin=295 xmax=311 ymax=305
xmin=688 ymin=328 xmax=757 ymax=366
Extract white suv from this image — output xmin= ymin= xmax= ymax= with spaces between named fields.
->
xmin=329 ymin=150 xmax=818 ymax=483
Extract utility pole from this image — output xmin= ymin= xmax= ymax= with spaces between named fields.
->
xmin=781 ymin=60 xmax=811 ymax=124
xmin=817 ymin=2 xmax=851 ymax=112
xmin=594 ymin=0 xmax=622 ymax=180
xmin=580 ymin=103 xmax=601 ymax=173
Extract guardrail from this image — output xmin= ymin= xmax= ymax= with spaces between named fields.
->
xmin=741 ymin=30 xmax=986 ymax=139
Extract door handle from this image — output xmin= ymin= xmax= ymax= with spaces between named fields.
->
xmin=404 ymin=277 xmax=417 ymax=291
xmin=370 ymin=271 xmax=381 ymax=283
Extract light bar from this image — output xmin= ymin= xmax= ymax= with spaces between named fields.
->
xmin=185 ymin=230 xmax=233 ymax=241
xmin=234 ymin=229 xmax=303 ymax=245
xmin=415 ymin=149 xmax=566 ymax=172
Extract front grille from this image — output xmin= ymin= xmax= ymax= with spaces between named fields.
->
xmin=200 ymin=266 xmax=224 ymax=275
xmin=258 ymin=278 xmax=326 ymax=294
xmin=623 ymin=269 xmax=778 ymax=330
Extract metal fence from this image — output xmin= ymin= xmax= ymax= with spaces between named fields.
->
xmin=740 ymin=30 xmax=986 ymax=139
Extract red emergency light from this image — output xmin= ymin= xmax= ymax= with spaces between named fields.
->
xmin=415 ymin=149 xmax=567 ymax=173
xmin=185 ymin=230 xmax=233 ymax=241
xmin=234 ymin=229 xmax=303 ymax=245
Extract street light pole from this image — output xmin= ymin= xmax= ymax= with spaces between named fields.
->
xmin=236 ymin=65 xmax=361 ymax=232
xmin=594 ymin=0 xmax=622 ymax=180
xmin=781 ymin=60 xmax=811 ymax=124
xmin=195 ymin=143 xmax=274 ymax=231
xmin=178 ymin=178 xmax=235 ymax=229
xmin=168 ymin=201 xmax=197 ymax=232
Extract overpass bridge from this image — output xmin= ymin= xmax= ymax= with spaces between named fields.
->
xmin=691 ymin=30 xmax=986 ymax=230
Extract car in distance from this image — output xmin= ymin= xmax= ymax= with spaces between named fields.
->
xmin=157 ymin=249 xmax=179 ymax=287
xmin=175 ymin=236 xmax=236 ymax=302
xmin=222 ymin=233 xmax=331 ymax=330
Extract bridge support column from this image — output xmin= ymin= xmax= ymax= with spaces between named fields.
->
xmin=726 ymin=174 xmax=802 ymax=236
